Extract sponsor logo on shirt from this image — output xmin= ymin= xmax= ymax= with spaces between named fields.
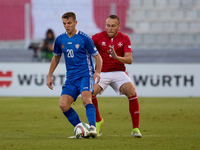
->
xmin=68 ymin=42 xmax=72 ymax=44
xmin=128 ymin=45 xmax=131 ymax=48
xmin=102 ymin=42 xmax=106 ymax=46
xmin=83 ymin=87 xmax=88 ymax=89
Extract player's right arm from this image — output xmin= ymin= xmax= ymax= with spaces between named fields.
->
xmin=47 ymin=55 xmax=61 ymax=90
xmin=47 ymin=36 xmax=62 ymax=90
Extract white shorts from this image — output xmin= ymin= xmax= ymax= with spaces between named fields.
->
xmin=97 ymin=71 xmax=132 ymax=95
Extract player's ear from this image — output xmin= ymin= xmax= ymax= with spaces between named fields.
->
xmin=75 ymin=20 xmax=77 ymax=26
xmin=118 ymin=24 xmax=121 ymax=30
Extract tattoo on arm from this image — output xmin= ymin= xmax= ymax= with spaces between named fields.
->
xmin=55 ymin=56 xmax=61 ymax=64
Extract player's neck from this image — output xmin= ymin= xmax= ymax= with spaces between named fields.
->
xmin=67 ymin=29 xmax=77 ymax=38
xmin=107 ymin=32 xmax=118 ymax=39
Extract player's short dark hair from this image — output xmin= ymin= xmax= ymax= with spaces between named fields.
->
xmin=62 ymin=12 xmax=76 ymax=21
xmin=107 ymin=15 xmax=120 ymax=24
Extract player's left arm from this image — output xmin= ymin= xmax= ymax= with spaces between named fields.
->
xmin=85 ymin=35 xmax=102 ymax=83
xmin=108 ymin=45 xmax=132 ymax=64
xmin=93 ymin=54 xmax=102 ymax=83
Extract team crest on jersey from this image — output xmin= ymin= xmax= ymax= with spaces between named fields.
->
xmin=118 ymin=42 xmax=123 ymax=47
xmin=62 ymin=44 xmax=64 ymax=49
xmin=75 ymin=44 xmax=80 ymax=49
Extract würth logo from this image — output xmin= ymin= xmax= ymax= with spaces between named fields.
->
xmin=0 ymin=71 xmax=12 ymax=88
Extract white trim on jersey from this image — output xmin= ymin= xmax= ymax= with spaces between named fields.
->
xmin=53 ymin=52 xmax=62 ymax=56
xmin=86 ymin=50 xmax=93 ymax=76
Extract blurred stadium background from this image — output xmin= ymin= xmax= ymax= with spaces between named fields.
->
xmin=0 ymin=0 xmax=200 ymax=63
xmin=0 ymin=0 xmax=200 ymax=97
xmin=1 ymin=2 xmax=199 ymax=148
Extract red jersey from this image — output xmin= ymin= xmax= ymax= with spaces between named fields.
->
xmin=92 ymin=31 xmax=132 ymax=72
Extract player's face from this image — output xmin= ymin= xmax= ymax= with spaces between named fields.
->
xmin=105 ymin=18 xmax=121 ymax=38
xmin=62 ymin=17 xmax=77 ymax=36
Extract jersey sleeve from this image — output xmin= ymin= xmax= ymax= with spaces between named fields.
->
xmin=53 ymin=37 xmax=62 ymax=56
xmin=123 ymin=35 xmax=133 ymax=53
xmin=85 ymin=36 xmax=99 ymax=57
xmin=91 ymin=34 xmax=98 ymax=47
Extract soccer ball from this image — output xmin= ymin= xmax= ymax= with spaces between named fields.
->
xmin=74 ymin=122 xmax=90 ymax=139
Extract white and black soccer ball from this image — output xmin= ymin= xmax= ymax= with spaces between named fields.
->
xmin=74 ymin=122 xmax=90 ymax=139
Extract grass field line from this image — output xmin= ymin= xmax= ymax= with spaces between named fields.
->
xmin=106 ymin=134 xmax=200 ymax=138
xmin=1 ymin=133 xmax=199 ymax=138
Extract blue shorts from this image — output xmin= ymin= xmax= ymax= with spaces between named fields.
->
xmin=61 ymin=76 xmax=94 ymax=101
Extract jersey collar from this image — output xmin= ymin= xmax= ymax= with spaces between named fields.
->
xmin=65 ymin=30 xmax=79 ymax=38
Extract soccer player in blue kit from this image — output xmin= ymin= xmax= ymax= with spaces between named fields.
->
xmin=47 ymin=12 xmax=102 ymax=138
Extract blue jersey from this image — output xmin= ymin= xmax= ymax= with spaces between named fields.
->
xmin=53 ymin=30 xmax=99 ymax=80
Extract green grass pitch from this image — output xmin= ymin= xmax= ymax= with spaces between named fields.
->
xmin=0 ymin=97 xmax=200 ymax=150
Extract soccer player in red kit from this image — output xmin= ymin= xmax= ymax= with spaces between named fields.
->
xmin=92 ymin=15 xmax=142 ymax=138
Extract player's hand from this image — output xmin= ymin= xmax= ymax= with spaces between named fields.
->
xmin=93 ymin=72 xmax=101 ymax=83
xmin=47 ymin=77 xmax=54 ymax=90
xmin=108 ymin=45 xmax=117 ymax=59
